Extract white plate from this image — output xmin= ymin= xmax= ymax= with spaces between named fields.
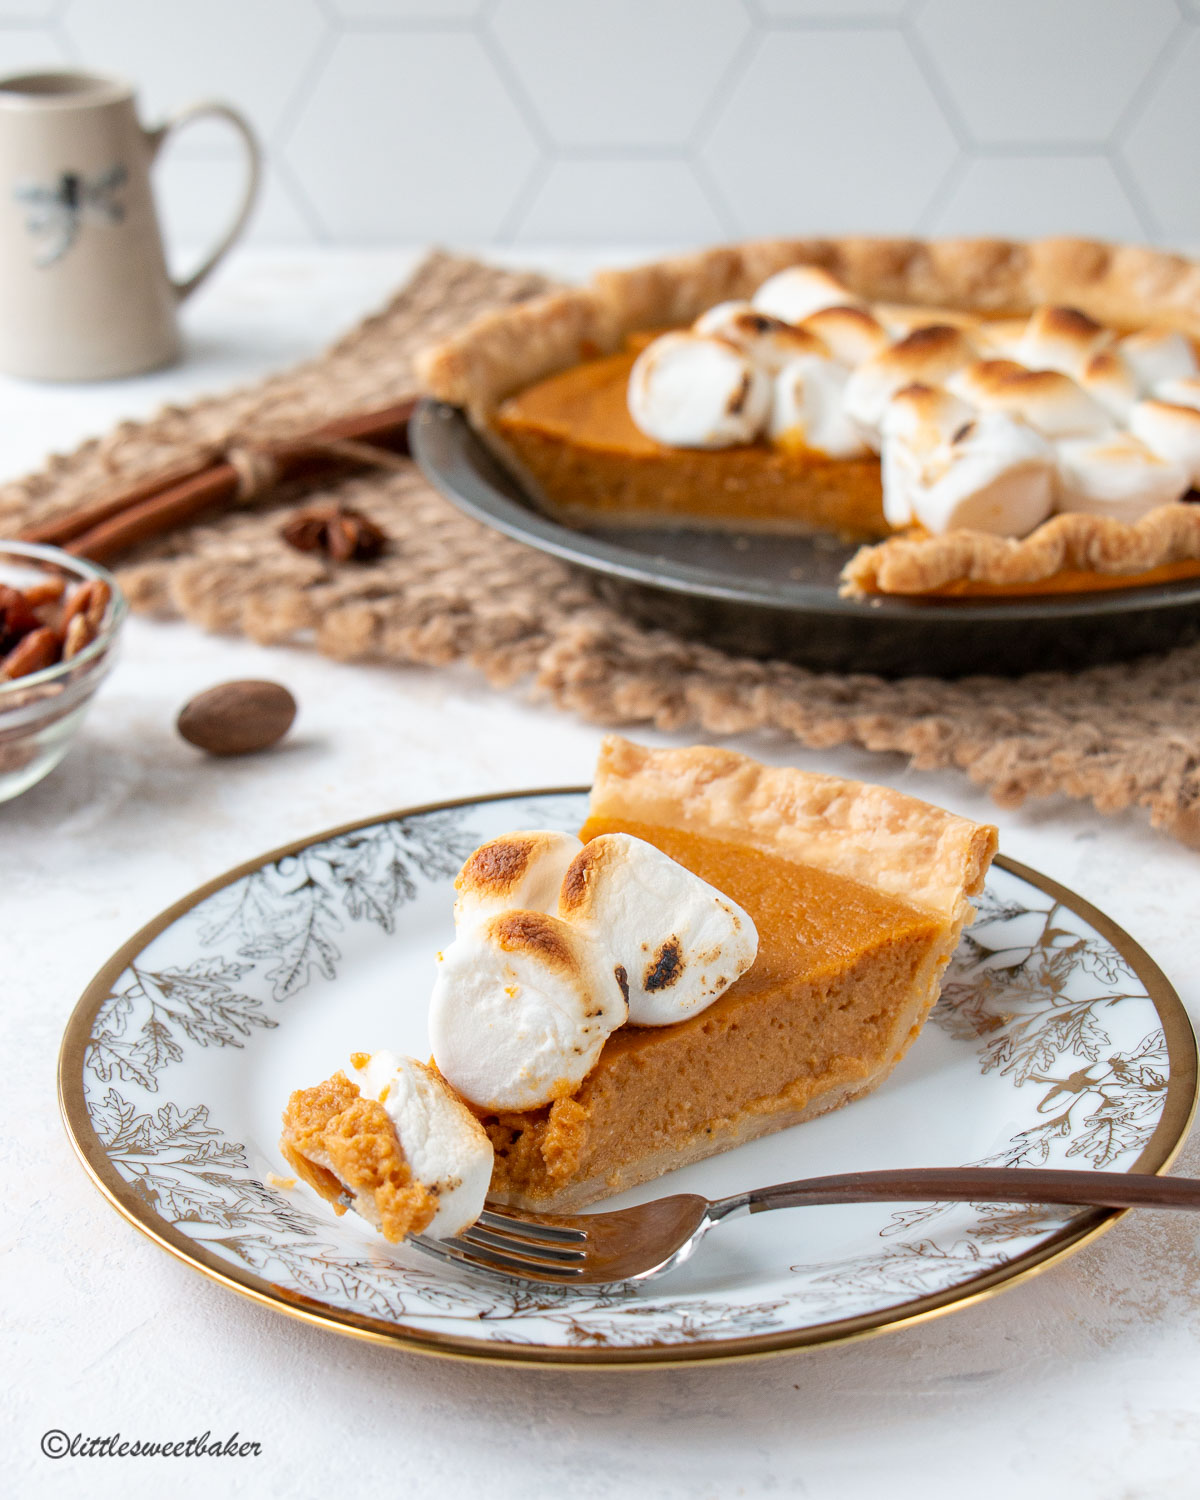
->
xmin=59 ymin=789 xmax=1197 ymax=1367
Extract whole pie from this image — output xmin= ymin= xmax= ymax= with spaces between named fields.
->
xmin=481 ymin=737 xmax=998 ymax=1212
xmin=418 ymin=236 xmax=1200 ymax=598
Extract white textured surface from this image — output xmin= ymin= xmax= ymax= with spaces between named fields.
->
xmin=2 ymin=248 xmax=1199 ymax=1498
xmin=0 ymin=1 xmax=1196 ymax=243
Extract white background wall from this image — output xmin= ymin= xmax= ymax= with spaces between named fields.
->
xmin=0 ymin=0 xmax=1197 ymax=251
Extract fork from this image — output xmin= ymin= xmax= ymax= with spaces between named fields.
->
xmin=405 ymin=1167 xmax=1200 ymax=1288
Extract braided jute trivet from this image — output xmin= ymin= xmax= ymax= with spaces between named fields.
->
xmin=2 ymin=251 xmax=1198 ymax=846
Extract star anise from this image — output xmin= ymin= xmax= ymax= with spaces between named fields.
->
xmin=280 ymin=502 xmax=387 ymax=562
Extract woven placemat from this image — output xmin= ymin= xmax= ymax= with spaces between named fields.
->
xmin=3 ymin=251 xmax=1198 ymax=846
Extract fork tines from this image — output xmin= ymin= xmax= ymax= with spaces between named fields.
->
xmin=412 ymin=1207 xmax=588 ymax=1281
xmin=477 ymin=1208 xmax=584 ymax=1243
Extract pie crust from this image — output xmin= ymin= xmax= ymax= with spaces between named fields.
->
xmin=483 ymin=737 xmax=998 ymax=1212
xmin=417 ymin=236 xmax=1200 ymax=595
xmin=842 ymin=503 xmax=1200 ymax=597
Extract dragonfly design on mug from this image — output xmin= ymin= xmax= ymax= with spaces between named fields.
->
xmin=13 ymin=162 xmax=127 ymax=267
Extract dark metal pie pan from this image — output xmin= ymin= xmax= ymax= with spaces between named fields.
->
xmin=411 ymin=399 xmax=1200 ymax=678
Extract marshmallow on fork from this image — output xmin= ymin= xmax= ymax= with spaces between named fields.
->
xmin=843 ymin=326 xmax=977 ymax=444
xmin=279 ymin=1052 xmax=493 ymax=1242
xmin=1128 ymin=399 xmax=1200 ymax=488
xmin=949 ymin=361 xmax=1111 ymax=440
xmin=1055 ymin=432 xmax=1189 ymax=523
xmin=628 ymin=331 xmax=770 ymax=448
xmin=557 ymin=833 xmax=758 ymax=1027
xmin=430 ymin=908 xmax=629 ymax=1112
xmin=770 ymin=354 xmax=871 ymax=459
xmin=349 ymin=1052 xmax=493 ymax=1237
xmin=693 ymin=302 xmax=828 ymax=373
xmin=752 ymin=264 xmax=864 ymax=325
xmin=882 ymin=386 xmax=1055 ymax=537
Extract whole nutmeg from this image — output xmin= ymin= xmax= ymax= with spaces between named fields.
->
xmin=177 ymin=680 xmax=297 ymax=757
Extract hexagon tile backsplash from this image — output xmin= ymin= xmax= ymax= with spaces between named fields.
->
xmin=1 ymin=0 xmax=1195 ymax=248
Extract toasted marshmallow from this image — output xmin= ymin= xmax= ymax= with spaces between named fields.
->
xmin=974 ymin=316 xmax=1029 ymax=360
xmin=349 ymin=1051 xmax=493 ymax=1238
xmin=879 ymin=384 xmax=978 ymax=527
xmin=1154 ymin=374 xmax=1200 ymax=412
xmin=889 ymin=409 xmax=1055 ymax=537
xmin=799 ymin=305 xmax=890 ymax=367
xmin=752 ymin=265 xmax=862 ymax=325
xmin=875 ymin=303 xmax=982 ymax=341
xmin=453 ymin=830 xmax=583 ymax=931
xmin=843 ymin=327 xmax=976 ymax=444
xmin=1016 ymin=305 xmax=1111 ymax=377
xmin=881 ymin=382 xmax=976 ymax=448
xmin=628 ymin=332 xmax=770 ymax=448
xmin=430 ymin=909 xmax=627 ymax=1112
xmin=948 ymin=361 xmax=1111 ymax=440
xmin=1129 ymin=399 xmax=1200 ymax=487
xmin=1056 ymin=433 xmax=1189 ymax=522
xmin=1116 ymin=327 xmax=1199 ymax=394
xmin=694 ymin=301 xmax=828 ymax=373
xmin=769 ymin=354 xmax=870 ymax=459
xmin=1078 ymin=349 xmax=1138 ymax=423
xmin=557 ymin=833 xmax=757 ymax=1027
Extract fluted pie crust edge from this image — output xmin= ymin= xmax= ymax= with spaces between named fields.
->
xmin=841 ymin=504 xmax=1200 ymax=597
xmin=417 ymin=236 xmax=1200 ymax=595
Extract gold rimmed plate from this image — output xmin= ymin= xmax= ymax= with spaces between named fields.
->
xmin=59 ymin=788 xmax=1197 ymax=1367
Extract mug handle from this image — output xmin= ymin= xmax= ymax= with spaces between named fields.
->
xmin=145 ymin=102 xmax=262 ymax=303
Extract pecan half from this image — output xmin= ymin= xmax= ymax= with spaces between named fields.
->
xmin=0 ymin=584 xmax=38 ymax=650
xmin=1 ymin=625 xmax=61 ymax=680
xmin=22 ymin=577 xmax=66 ymax=609
xmin=62 ymin=613 xmax=95 ymax=660
xmin=62 ymin=577 xmax=112 ymax=632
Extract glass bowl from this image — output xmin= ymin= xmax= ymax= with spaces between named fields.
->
xmin=0 ymin=541 xmax=126 ymax=802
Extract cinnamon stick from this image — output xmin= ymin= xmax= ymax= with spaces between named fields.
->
xmin=20 ymin=398 xmax=417 ymax=564
xmin=19 ymin=458 xmax=222 ymax=547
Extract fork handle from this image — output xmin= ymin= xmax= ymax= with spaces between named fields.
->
xmin=731 ymin=1167 xmax=1200 ymax=1217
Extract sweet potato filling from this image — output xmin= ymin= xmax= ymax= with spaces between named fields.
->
xmin=492 ymin=344 xmax=888 ymax=540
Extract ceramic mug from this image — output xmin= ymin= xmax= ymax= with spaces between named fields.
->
xmin=0 ymin=70 xmax=260 ymax=381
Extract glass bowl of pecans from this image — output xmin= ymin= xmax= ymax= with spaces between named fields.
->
xmin=0 ymin=541 xmax=126 ymax=802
